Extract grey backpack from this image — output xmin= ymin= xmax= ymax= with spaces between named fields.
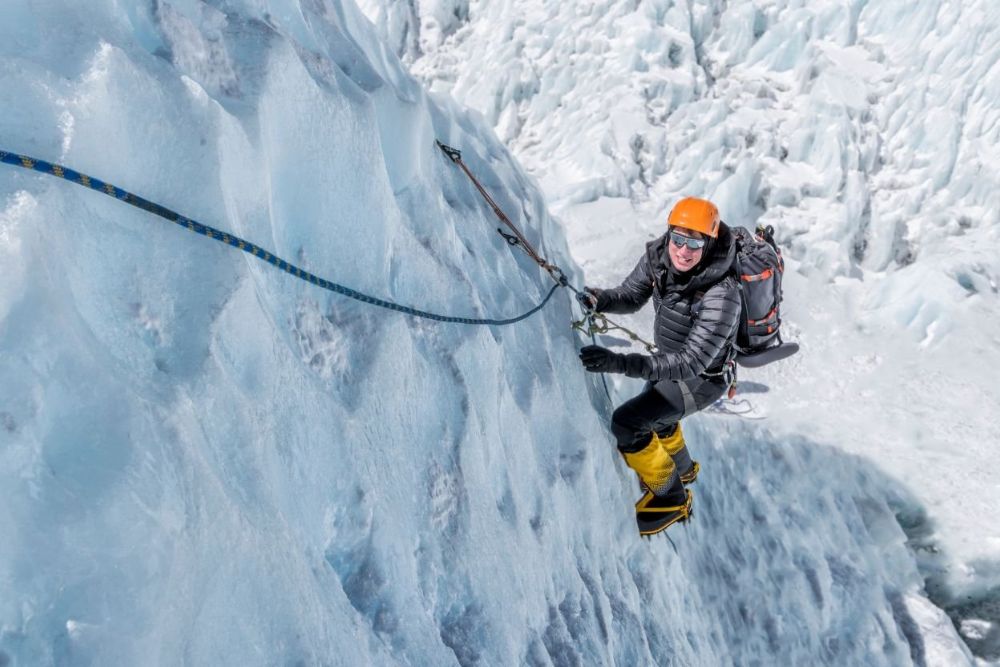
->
xmin=732 ymin=225 xmax=797 ymax=367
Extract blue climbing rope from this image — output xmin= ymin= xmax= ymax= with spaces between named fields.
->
xmin=0 ymin=149 xmax=562 ymax=326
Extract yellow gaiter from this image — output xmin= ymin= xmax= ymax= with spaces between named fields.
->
xmin=623 ymin=435 xmax=677 ymax=496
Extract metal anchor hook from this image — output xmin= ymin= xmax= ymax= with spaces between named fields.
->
xmin=435 ymin=140 xmax=462 ymax=163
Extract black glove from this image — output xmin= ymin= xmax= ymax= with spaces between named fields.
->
xmin=579 ymin=344 xmax=626 ymax=374
xmin=576 ymin=287 xmax=606 ymax=312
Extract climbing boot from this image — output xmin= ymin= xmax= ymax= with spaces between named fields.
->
xmin=654 ymin=425 xmax=699 ymax=485
xmin=623 ymin=436 xmax=693 ymax=535
xmin=635 ymin=488 xmax=694 ymax=536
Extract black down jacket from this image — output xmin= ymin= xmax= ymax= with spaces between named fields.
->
xmin=596 ymin=222 xmax=741 ymax=381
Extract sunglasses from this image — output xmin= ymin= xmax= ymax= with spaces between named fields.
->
xmin=669 ymin=230 xmax=707 ymax=250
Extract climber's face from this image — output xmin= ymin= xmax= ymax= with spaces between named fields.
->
xmin=668 ymin=229 xmax=705 ymax=273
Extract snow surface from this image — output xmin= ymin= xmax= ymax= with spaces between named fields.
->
xmin=0 ymin=0 xmax=986 ymax=665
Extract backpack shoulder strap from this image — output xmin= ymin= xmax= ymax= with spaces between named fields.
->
xmin=731 ymin=253 xmax=750 ymax=355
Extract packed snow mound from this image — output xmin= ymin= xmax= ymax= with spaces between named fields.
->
xmin=0 ymin=1 xmax=974 ymax=665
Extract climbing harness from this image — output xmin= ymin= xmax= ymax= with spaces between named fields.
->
xmin=699 ymin=357 xmax=738 ymax=399
xmin=0 ymin=148 xmax=559 ymax=326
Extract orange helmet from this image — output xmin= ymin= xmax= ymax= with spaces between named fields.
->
xmin=668 ymin=197 xmax=720 ymax=238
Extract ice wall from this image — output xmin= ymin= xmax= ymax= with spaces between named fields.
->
xmin=0 ymin=1 xmax=973 ymax=665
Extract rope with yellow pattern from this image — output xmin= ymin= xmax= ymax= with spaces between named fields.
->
xmin=0 ymin=149 xmax=561 ymax=326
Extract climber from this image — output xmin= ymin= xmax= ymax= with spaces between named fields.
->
xmin=578 ymin=197 xmax=741 ymax=536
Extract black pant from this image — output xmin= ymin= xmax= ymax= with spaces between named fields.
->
xmin=611 ymin=377 xmax=727 ymax=453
